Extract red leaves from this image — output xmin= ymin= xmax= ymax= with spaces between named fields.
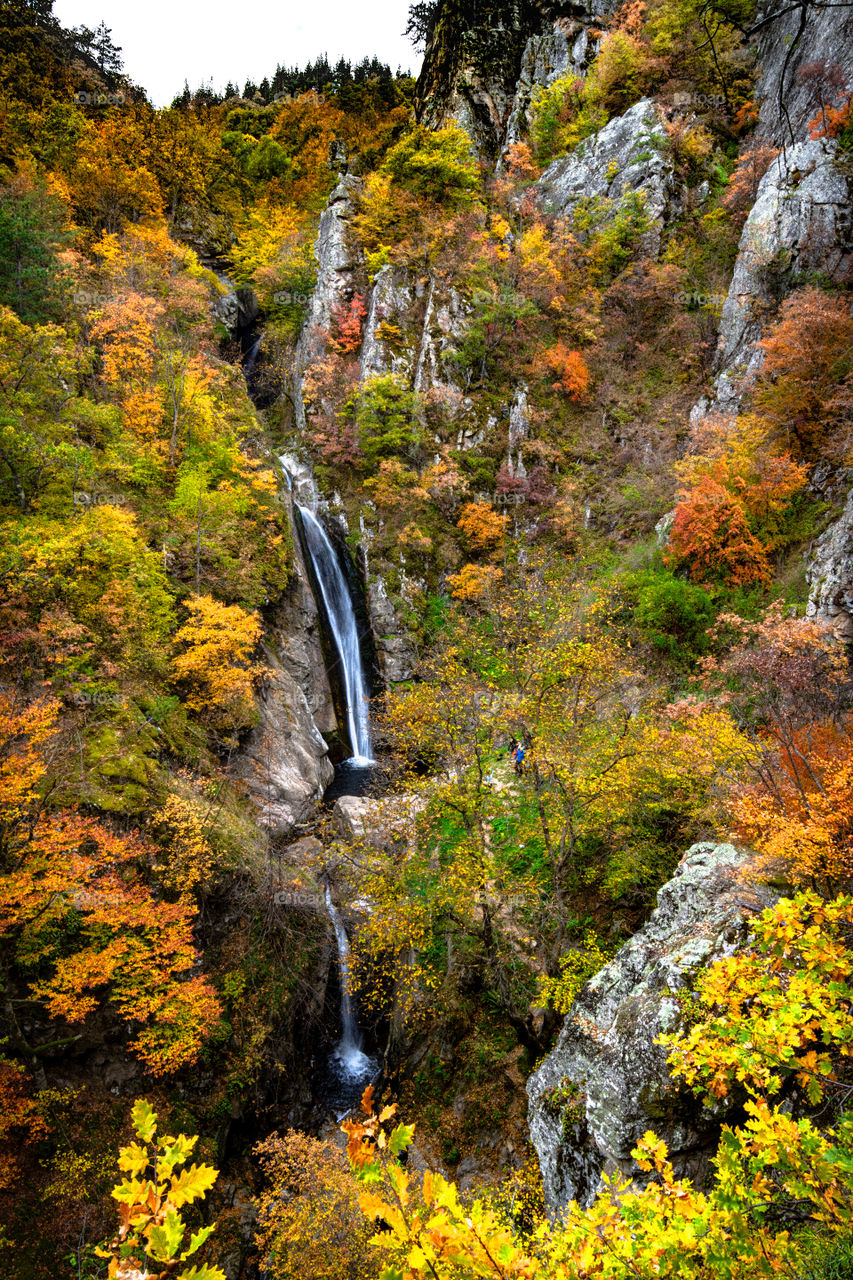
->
xmin=330 ymin=293 xmax=368 ymax=355
xmin=667 ymin=476 xmax=771 ymax=586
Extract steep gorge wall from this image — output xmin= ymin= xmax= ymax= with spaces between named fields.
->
xmin=527 ymin=843 xmax=777 ymax=1212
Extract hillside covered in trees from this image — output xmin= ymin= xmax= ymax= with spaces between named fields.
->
xmin=1 ymin=0 xmax=853 ymax=1276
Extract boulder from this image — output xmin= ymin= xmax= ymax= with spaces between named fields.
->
xmin=332 ymin=793 xmax=425 ymax=848
xmin=527 ymin=842 xmax=777 ymax=1213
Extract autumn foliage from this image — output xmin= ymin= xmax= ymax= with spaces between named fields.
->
xmin=0 ymin=694 xmax=221 ymax=1074
xmin=170 ymin=595 xmax=265 ymax=743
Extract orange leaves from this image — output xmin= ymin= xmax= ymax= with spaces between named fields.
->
xmin=91 ymin=292 xmax=161 ymax=389
xmin=446 ymin=564 xmax=503 ymax=603
xmin=0 ymin=810 xmax=221 ymax=1074
xmin=721 ymin=141 xmax=780 ymax=220
xmin=456 ymin=500 xmax=509 ymax=554
xmin=330 ymin=293 xmax=368 ymax=355
xmin=0 ymin=1061 xmax=49 ymax=1192
xmin=667 ymin=475 xmax=771 ymax=586
xmin=666 ymin=414 xmax=807 ymax=586
xmin=755 ymin=286 xmax=853 ymax=461
xmin=0 ymin=702 xmax=220 ymax=1074
xmin=538 ymin=340 xmax=591 ymax=401
xmin=503 ymin=142 xmax=540 ymax=183
xmin=0 ymin=693 xmax=60 ymax=848
xmin=733 ymin=718 xmax=853 ymax=894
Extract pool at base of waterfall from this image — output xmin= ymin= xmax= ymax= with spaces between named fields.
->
xmin=316 ymin=1043 xmax=380 ymax=1120
xmin=323 ymin=758 xmax=381 ymax=803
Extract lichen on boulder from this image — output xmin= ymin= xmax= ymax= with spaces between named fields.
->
xmin=527 ymin=841 xmax=778 ymax=1213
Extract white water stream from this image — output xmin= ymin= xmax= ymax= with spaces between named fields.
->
xmin=297 ymin=504 xmax=374 ymax=764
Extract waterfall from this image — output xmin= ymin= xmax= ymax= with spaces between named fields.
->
xmin=324 ymin=884 xmax=368 ymax=1069
xmin=297 ymin=504 xmax=374 ymax=764
xmin=323 ymin=887 xmax=376 ymax=1119
xmin=244 ymin=333 xmax=262 ymax=374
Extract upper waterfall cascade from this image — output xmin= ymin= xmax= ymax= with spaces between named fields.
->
xmin=297 ymin=504 xmax=374 ymax=765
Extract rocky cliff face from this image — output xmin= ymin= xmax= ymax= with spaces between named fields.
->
xmin=527 ymin=843 xmax=778 ymax=1213
xmin=536 ymin=98 xmax=685 ymax=258
xmin=231 ymin=476 xmax=337 ymax=837
xmin=415 ymin=0 xmax=617 ymax=159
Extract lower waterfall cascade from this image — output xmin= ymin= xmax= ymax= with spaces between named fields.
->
xmin=322 ymin=884 xmax=377 ymax=1118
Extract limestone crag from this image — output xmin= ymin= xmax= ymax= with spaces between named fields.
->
xmin=415 ymin=0 xmax=620 ymax=159
xmin=293 ymin=175 xmax=362 ymax=425
xmin=536 ymin=98 xmax=683 ymax=258
xmin=232 ymin=508 xmax=336 ymax=837
xmin=231 ymin=641 xmax=334 ymax=838
xmin=699 ymin=138 xmax=853 ymax=420
xmin=754 ymin=0 xmax=853 ymax=144
xmin=502 ymin=18 xmax=593 ymax=162
xmin=807 ymin=486 xmax=853 ymax=640
xmin=527 ymin=842 xmax=777 ymax=1213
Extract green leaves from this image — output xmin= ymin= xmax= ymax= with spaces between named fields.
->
xmin=388 ymin=1123 xmax=415 ymax=1157
xmin=147 ymin=1206 xmax=185 ymax=1261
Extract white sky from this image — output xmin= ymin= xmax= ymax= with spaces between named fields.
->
xmin=53 ymin=0 xmax=421 ymax=107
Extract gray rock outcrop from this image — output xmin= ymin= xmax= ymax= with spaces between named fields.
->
xmin=232 ymin=498 xmax=337 ymax=837
xmin=537 ymin=99 xmax=681 ymax=258
xmin=232 ymin=642 xmax=334 ymax=837
xmin=807 ymin=486 xmax=853 ymax=640
xmin=368 ymin=577 xmax=417 ymax=683
xmin=527 ymin=842 xmax=777 ymax=1213
xmin=293 ymin=175 xmax=362 ymax=424
xmin=701 ymin=138 xmax=852 ymax=417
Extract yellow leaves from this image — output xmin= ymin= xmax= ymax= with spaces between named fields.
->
xmin=106 ymin=1102 xmax=225 ymax=1280
xmin=151 ymin=794 xmax=217 ymax=898
xmin=171 ymin=595 xmax=265 ymax=741
xmin=230 ymin=202 xmax=311 ymax=293
xmin=254 ymin=1127 xmax=382 ymax=1280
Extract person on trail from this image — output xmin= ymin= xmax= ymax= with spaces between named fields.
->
xmin=514 ymin=743 xmax=525 ymax=776
xmin=508 ymin=735 xmax=519 ymax=757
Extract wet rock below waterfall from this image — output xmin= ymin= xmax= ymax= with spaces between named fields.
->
xmin=231 ymin=645 xmax=333 ymax=838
